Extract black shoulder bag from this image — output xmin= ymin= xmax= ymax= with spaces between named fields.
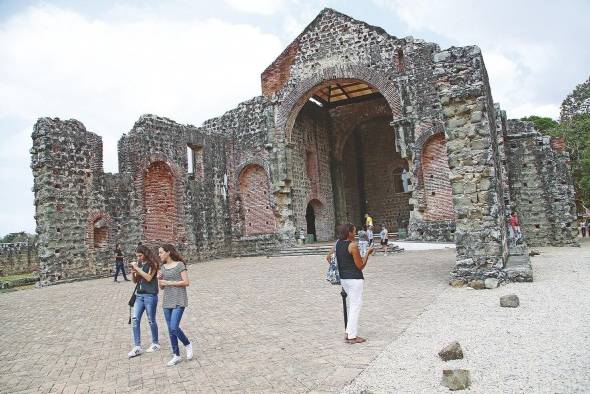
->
xmin=127 ymin=282 xmax=140 ymax=324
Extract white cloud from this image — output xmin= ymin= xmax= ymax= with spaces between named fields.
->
xmin=225 ymin=0 xmax=285 ymax=15
xmin=0 ymin=4 xmax=283 ymax=235
xmin=374 ymin=0 xmax=590 ymax=120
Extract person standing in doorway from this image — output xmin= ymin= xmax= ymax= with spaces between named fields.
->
xmin=581 ymin=220 xmax=587 ymax=237
xmin=357 ymin=229 xmax=368 ymax=257
xmin=114 ymin=243 xmax=129 ymax=282
xmin=367 ymin=225 xmax=374 ymax=247
xmin=158 ymin=244 xmax=193 ymax=366
xmin=328 ymin=223 xmax=374 ymax=344
xmin=128 ymin=245 xmax=160 ymax=358
xmin=508 ymin=211 xmax=522 ymax=244
xmin=379 ymin=224 xmax=389 ymax=256
xmin=364 ymin=213 xmax=373 ymax=230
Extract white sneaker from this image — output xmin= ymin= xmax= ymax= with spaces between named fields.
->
xmin=127 ymin=346 xmax=142 ymax=358
xmin=167 ymin=355 xmax=182 ymax=366
xmin=185 ymin=343 xmax=193 ymax=360
xmin=146 ymin=343 xmax=161 ymax=352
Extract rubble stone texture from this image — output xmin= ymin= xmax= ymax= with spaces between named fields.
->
xmin=0 ymin=243 xmax=39 ymax=276
xmin=30 ymin=8 xmax=577 ymax=285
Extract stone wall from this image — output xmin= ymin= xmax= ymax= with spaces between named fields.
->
xmin=434 ymin=46 xmax=509 ymax=282
xmin=0 ymin=242 xmax=39 ymax=276
xmin=30 ymin=8 xmax=578 ymax=285
xmin=505 ymin=120 xmax=578 ymax=246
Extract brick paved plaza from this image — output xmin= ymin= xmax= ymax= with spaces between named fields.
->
xmin=0 ymin=249 xmax=454 ymax=393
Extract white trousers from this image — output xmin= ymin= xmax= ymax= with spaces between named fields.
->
xmin=341 ymin=279 xmax=364 ymax=339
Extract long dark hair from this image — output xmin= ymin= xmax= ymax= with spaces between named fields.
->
xmin=337 ymin=223 xmax=356 ymax=240
xmin=161 ymin=244 xmax=185 ymax=264
xmin=135 ymin=244 xmax=159 ymax=274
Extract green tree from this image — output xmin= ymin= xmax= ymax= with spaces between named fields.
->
xmin=520 ymin=115 xmax=558 ymax=133
xmin=546 ymin=114 xmax=590 ymax=210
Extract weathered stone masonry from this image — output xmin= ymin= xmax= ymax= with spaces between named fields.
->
xmin=32 ymin=8 xmax=577 ymax=285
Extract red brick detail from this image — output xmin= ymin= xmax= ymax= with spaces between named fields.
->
xmin=394 ymin=49 xmax=405 ymax=73
xmin=551 ymin=137 xmax=566 ymax=153
xmin=143 ymin=161 xmax=176 ymax=243
xmin=85 ymin=210 xmax=113 ymax=250
xmin=422 ymin=134 xmax=454 ymax=220
xmin=261 ymin=40 xmax=300 ymax=97
xmin=239 ymin=165 xmax=277 ymax=235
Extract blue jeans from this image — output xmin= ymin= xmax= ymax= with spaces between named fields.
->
xmin=114 ymin=262 xmax=128 ymax=281
xmin=163 ymin=307 xmax=190 ymax=356
xmin=132 ymin=294 xmax=159 ymax=347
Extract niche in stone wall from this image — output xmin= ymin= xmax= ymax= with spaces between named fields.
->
xmin=422 ymin=133 xmax=454 ymax=220
xmin=239 ymin=164 xmax=276 ymax=235
xmin=143 ymin=161 xmax=176 ymax=243
xmin=93 ymin=219 xmax=108 ymax=249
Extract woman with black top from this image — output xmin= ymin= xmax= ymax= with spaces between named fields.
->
xmin=327 ymin=223 xmax=374 ymax=344
xmin=128 ymin=245 xmax=161 ymax=357
xmin=113 ymin=243 xmax=129 ymax=282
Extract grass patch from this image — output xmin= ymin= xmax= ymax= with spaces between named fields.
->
xmin=0 ymin=272 xmax=38 ymax=282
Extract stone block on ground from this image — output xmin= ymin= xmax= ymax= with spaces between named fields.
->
xmin=449 ymin=279 xmax=465 ymax=287
xmin=484 ymin=278 xmax=499 ymax=289
xmin=500 ymin=294 xmax=519 ymax=308
xmin=441 ymin=369 xmax=471 ymax=391
xmin=438 ymin=341 xmax=464 ymax=361
xmin=468 ymin=279 xmax=485 ymax=289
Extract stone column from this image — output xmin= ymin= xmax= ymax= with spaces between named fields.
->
xmin=434 ymin=46 xmax=509 ymax=283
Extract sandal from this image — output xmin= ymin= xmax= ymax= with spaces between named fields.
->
xmin=346 ymin=337 xmax=366 ymax=344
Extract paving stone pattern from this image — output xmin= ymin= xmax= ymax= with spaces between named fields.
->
xmin=0 ymin=250 xmax=453 ymax=393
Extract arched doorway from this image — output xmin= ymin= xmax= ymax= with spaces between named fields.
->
xmin=305 ymin=202 xmax=316 ymax=242
xmin=287 ymin=78 xmax=411 ymax=236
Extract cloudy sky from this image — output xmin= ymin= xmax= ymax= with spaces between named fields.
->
xmin=0 ymin=0 xmax=588 ymax=236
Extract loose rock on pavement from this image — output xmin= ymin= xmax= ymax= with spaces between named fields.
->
xmin=500 ymin=294 xmax=520 ymax=308
xmin=441 ymin=369 xmax=471 ymax=391
xmin=438 ymin=341 xmax=464 ymax=361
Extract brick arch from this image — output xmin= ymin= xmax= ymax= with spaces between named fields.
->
xmin=85 ymin=210 xmax=113 ymax=250
xmin=143 ymin=161 xmax=177 ymax=243
xmin=136 ymin=154 xmax=187 ymax=245
xmin=239 ymin=164 xmax=277 ymax=235
xmin=412 ymin=123 xmax=445 ymax=209
xmin=276 ymin=65 xmax=403 ymax=142
xmin=421 ymin=133 xmax=454 ymax=220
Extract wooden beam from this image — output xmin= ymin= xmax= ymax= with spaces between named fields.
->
xmin=336 ymin=83 xmax=351 ymax=99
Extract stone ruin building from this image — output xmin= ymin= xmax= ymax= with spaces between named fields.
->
xmin=30 ymin=9 xmax=578 ymax=286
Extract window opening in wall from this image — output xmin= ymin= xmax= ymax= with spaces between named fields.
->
xmin=395 ymin=48 xmax=405 ymax=73
xmin=187 ymin=144 xmax=204 ymax=177
xmin=392 ymin=165 xmax=410 ymax=193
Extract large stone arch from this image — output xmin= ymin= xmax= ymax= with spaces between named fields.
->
xmin=276 ymin=65 xmax=403 ymax=142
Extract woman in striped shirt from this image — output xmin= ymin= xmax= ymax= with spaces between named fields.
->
xmin=158 ymin=244 xmax=193 ymax=366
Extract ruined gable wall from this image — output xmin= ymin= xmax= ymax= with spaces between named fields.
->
xmin=197 ymin=96 xmax=281 ymax=256
xmin=505 ymin=120 xmax=578 ymax=246
xmin=32 ymin=118 xmax=115 ymax=284
xmin=118 ymin=115 xmax=195 ymax=260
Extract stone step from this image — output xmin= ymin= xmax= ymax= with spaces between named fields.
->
xmin=504 ymin=253 xmax=533 ymax=282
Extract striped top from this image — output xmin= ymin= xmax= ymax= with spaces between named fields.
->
xmin=161 ymin=261 xmax=188 ymax=308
